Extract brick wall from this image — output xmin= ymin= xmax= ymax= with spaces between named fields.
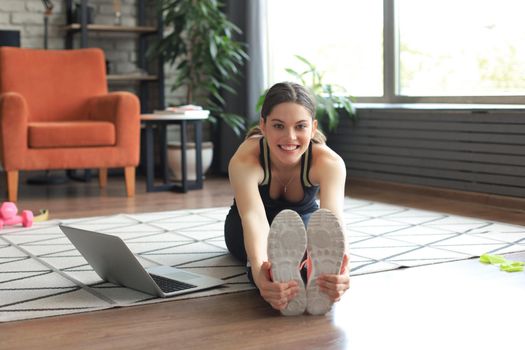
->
xmin=0 ymin=0 xmax=136 ymax=50
xmin=0 ymin=0 xmax=170 ymax=94
xmin=0 ymin=0 xmax=65 ymax=49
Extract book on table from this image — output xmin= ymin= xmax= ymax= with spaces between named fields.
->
xmin=153 ymin=105 xmax=210 ymax=119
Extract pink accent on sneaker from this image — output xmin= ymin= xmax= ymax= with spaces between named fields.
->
xmin=299 ymin=256 xmax=313 ymax=282
xmin=307 ymin=255 xmax=313 ymax=281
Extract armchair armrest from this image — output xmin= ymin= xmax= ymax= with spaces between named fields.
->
xmin=87 ymin=92 xmax=140 ymax=149
xmin=0 ymin=92 xmax=29 ymax=170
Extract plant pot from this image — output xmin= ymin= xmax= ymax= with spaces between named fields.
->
xmin=167 ymin=141 xmax=213 ymax=181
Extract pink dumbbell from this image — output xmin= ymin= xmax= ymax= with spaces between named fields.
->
xmin=0 ymin=202 xmax=33 ymax=229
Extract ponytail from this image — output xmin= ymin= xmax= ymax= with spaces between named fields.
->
xmin=245 ymin=125 xmax=263 ymax=140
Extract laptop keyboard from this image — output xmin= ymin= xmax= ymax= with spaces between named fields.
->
xmin=149 ymin=273 xmax=197 ymax=293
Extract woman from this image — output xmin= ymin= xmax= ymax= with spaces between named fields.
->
xmin=224 ymin=82 xmax=350 ymax=315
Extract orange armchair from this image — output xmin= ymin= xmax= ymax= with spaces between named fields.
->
xmin=0 ymin=47 xmax=140 ymax=202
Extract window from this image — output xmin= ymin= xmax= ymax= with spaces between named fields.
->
xmin=399 ymin=0 xmax=525 ymax=97
xmin=266 ymin=0 xmax=383 ymax=96
xmin=265 ymin=0 xmax=525 ymax=103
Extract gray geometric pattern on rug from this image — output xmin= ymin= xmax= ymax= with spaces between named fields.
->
xmin=1 ymin=198 xmax=524 ymax=322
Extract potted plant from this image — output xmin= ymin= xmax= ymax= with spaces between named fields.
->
xmin=258 ymin=55 xmax=356 ymax=132
xmin=149 ymin=0 xmax=248 ymax=179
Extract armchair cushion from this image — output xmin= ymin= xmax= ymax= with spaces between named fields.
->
xmin=28 ymin=121 xmax=116 ymax=148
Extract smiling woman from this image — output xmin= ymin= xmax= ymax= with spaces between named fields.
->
xmin=224 ymin=82 xmax=350 ymax=316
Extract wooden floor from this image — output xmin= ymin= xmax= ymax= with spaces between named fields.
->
xmin=1 ymin=172 xmax=524 ymax=349
xmin=9 ymin=171 xmax=236 ymax=219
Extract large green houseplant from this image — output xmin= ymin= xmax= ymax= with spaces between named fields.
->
xmin=258 ymin=55 xmax=356 ymax=132
xmin=148 ymin=0 xmax=249 ymax=179
xmin=150 ymin=0 xmax=248 ymax=137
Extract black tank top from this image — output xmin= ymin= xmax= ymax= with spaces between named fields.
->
xmin=229 ymin=137 xmax=320 ymax=225
xmin=256 ymin=137 xmax=319 ymax=223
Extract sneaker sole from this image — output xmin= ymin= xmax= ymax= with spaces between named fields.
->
xmin=268 ymin=209 xmax=307 ymax=316
xmin=306 ymin=209 xmax=346 ymax=315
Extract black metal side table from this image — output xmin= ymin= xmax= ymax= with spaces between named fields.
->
xmin=140 ymin=114 xmax=207 ymax=192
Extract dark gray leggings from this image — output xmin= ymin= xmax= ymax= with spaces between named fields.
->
xmin=224 ymin=206 xmax=310 ymax=284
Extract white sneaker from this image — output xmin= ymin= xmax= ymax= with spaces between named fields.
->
xmin=306 ymin=209 xmax=346 ymax=315
xmin=268 ymin=209 xmax=307 ymax=316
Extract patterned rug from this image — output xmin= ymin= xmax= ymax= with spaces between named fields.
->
xmin=1 ymin=198 xmax=524 ymax=322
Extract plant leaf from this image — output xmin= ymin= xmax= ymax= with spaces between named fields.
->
xmin=152 ymin=0 xmax=248 ymax=135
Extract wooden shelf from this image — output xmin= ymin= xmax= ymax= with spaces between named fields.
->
xmin=107 ymin=74 xmax=158 ymax=82
xmin=64 ymin=0 xmax=164 ymax=112
xmin=64 ymin=23 xmax=157 ymax=33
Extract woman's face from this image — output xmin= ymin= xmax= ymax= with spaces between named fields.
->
xmin=260 ymin=102 xmax=317 ymax=167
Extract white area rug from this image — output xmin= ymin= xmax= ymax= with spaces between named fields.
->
xmin=1 ymin=198 xmax=524 ymax=322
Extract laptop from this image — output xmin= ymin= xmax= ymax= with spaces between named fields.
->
xmin=59 ymin=225 xmax=225 ymax=298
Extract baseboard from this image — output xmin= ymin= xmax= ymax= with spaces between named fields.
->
xmin=347 ymin=176 xmax=525 ymax=212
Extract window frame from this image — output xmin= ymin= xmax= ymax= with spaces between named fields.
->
xmin=363 ymin=0 xmax=525 ymax=105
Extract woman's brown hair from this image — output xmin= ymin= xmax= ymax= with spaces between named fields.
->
xmin=246 ymin=82 xmax=326 ymax=144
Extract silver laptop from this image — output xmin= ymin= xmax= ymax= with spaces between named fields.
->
xmin=59 ymin=225 xmax=225 ymax=298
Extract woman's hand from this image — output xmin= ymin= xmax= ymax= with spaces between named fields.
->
xmin=316 ymin=254 xmax=350 ymax=303
xmin=253 ymin=261 xmax=300 ymax=311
